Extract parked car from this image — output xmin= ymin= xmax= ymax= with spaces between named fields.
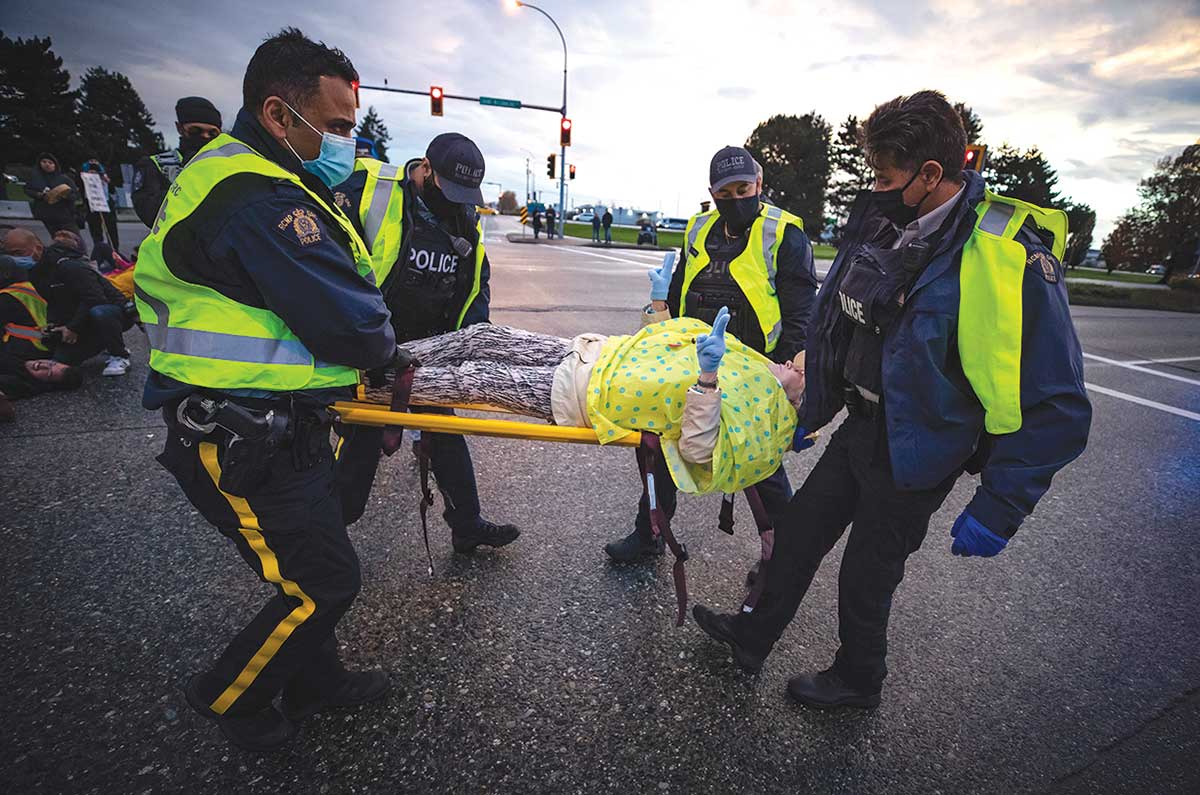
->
xmin=1147 ymin=264 xmax=1167 ymax=276
xmin=657 ymin=217 xmax=688 ymax=230
xmin=575 ymin=212 xmax=595 ymax=223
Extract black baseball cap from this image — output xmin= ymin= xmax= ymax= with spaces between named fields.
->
xmin=709 ymin=145 xmax=758 ymax=191
xmin=426 ymin=132 xmax=485 ymax=206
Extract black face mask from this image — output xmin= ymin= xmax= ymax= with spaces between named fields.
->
xmin=422 ymin=176 xmax=462 ymax=220
xmin=179 ymin=132 xmax=211 ymax=159
xmin=714 ymin=194 xmax=761 ymax=233
xmin=870 ymin=169 xmax=937 ymax=227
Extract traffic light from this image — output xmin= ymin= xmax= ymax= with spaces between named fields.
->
xmin=560 ymin=117 xmax=572 ymax=147
xmin=547 ymin=153 xmax=556 ymax=178
xmin=964 ymin=144 xmax=987 ymax=172
xmin=430 ymin=86 xmax=444 ymax=117
xmin=569 ymin=164 xmax=576 ymax=180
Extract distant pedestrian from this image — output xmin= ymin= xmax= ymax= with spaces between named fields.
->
xmin=591 ymin=211 xmax=601 ymax=242
xmin=26 ymin=153 xmax=80 ymax=237
xmin=545 ymin=205 xmax=557 ymax=239
xmin=602 ymin=208 xmax=613 ymax=244
xmin=80 ymin=158 xmax=121 ymax=253
xmin=532 ymin=211 xmax=542 ymax=239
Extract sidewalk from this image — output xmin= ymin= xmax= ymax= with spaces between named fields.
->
xmin=504 ymin=230 xmax=670 ymax=251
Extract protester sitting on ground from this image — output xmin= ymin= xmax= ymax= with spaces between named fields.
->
xmin=26 ymin=153 xmax=81 ymax=237
xmin=2 ymin=228 xmax=133 ymax=376
xmin=0 ymin=255 xmax=50 ymax=360
xmin=367 ymin=307 xmax=805 ymax=494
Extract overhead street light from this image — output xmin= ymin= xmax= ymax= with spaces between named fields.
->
xmin=507 ymin=0 xmax=568 ymax=235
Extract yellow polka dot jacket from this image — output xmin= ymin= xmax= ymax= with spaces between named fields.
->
xmin=586 ymin=317 xmax=797 ymax=494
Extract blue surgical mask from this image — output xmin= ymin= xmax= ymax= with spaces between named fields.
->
xmin=282 ymin=101 xmax=356 ymax=188
xmin=9 ymin=255 xmax=36 ymax=270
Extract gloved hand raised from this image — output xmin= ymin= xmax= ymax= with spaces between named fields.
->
xmin=648 ymin=251 xmax=676 ymax=302
xmin=695 ymin=306 xmax=731 ymax=373
xmin=950 ymin=511 xmax=1008 ymax=557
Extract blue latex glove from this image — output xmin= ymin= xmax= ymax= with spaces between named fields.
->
xmin=950 ymin=511 xmax=1008 ymax=557
xmin=792 ymin=425 xmax=815 ymax=451
xmin=695 ymin=306 xmax=730 ymax=373
xmin=648 ymin=251 xmax=676 ymax=301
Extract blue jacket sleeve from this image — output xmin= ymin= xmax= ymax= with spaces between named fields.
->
xmin=212 ymin=192 xmax=395 ymax=370
xmin=459 ymin=243 xmax=491 ymax=327
xmin=771 ymin=224 xmax=819 ymax=363
xmin=966 ymin=242 xmax=1092 ymax=537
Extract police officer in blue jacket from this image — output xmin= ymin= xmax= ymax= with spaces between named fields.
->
xmin=693 ymin=90 xmax=1091 ymax=709
xmin=141 ymin=29 xmax=397 ymax=750
xmin=332 ymin=134 xmax=520 ymax=553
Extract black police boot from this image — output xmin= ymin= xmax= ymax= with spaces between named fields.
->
xmin=281 ymin=670 xmax=392 ymax=722
xmin=786 ymin=668 xmax=882 ymax=710
xmin=603 ymin=528 xmax=664 ymax=563
xmin=692 ymin=604 xmax=765 ymax=673
xmin=184 ymin=675 xmax=297 ymax=752
xmin=451 ymin=518 xmax=521 ymax=553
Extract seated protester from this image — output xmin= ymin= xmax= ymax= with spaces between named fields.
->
xmin=0 ymin=255 xmax=50 ymax=360
xmin=0 ymin=352 xmax=83 ymax=422
xmin=366 ymin=307 xmax=805 ymax=495
xmin=2 ymin=228 xmax=133 ymax=376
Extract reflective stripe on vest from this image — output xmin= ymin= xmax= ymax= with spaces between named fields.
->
xmin=958 ymin=191 xmax=1068 ymax=434
xmin=679 ymin=203 xmax=803 ymax=353
xmin=150 ymin=150 xmax=183 ymax=183
xmin=135 ymin=134 xmax=376 ymax=391
xmin=1 ymin=282 xmax=49 ymax=350
xmin=355 ymin=158 xmax=405 ymax=285
xmin=453 ymin=218 xmax=486 ymax=330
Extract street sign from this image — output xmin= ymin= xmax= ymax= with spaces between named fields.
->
xmin=480 ymin=96 xmax=522 ymax=109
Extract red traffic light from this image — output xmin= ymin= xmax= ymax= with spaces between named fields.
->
xmin=430 ymin=86 xmax=444 ymax=117
xmin=963 ymin=144 xmax=987 ymax=172
xmin=560 ymin=117 xmax=572 ymax=147
xmin=351 ymin=80 xmax=360 ymax=108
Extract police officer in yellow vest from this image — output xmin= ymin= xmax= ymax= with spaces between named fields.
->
xmin=135 ymin=29 xmax=397 ymax=751
xmin=603 ymin=145 xmax=819 ymax=562
xmin=131 ymin=96 xmax=223 ymax=227
xmin=332 ymin=134 xmax=521 ymax=553
xmin=693 ymin=91 xmax=1092 ymax=710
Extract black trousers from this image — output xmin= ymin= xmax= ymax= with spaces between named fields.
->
xmin=335 ymin=406 xmax=483 ymax=531
xmin=156 ymin=423 xmax=359 ymax=716
xmin=633 ymin=450 xmax=793 ymax=537
xmin=52 ymin=304 xmax=132 ymax=365
xmin=734 ymin=411 xmax=959 ymax=693
xmin=85 ymin=210 xmax=120 ymax=251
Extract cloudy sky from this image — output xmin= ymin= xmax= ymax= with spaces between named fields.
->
xmin=5 ymin=0 xmax=1199 ymax=239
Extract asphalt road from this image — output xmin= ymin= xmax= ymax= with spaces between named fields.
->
xmin=2 ymin=215 xmax=1198 ymax=794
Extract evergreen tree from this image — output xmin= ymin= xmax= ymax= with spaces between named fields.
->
xmin=77 ymin=67 xmax=163 ymax=183
xmin=1062 ymin=202 xmax=1096 ymax=269
xmin=0 ymin=32 xmax=80 ymax=167
xmin=356 ymin=105 xmax=391 ymax=163
xmin=953 ymin=102 xmax=984 ymax=144
xmin=985 ymin=144 xmax=1061 ymax=207
xmin=827 ymin=114 xmax=873 ymax=236
xmin=745 ymin=112 xmax=831 ymax=235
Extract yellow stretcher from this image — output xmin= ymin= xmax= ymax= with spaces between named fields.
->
xmin=332 ymin=394 xmax=796 ymax=626
xmin=331 ymin=400 xmax=643 ymax=447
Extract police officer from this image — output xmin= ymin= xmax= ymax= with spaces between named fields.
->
xmin=136 ymin=29 xmax=396 ymax=750
xmin=332 ymin=133 xmax=520 ymax=552
xmin=692 ymin=90 xmax=1092 ymax=709
xmin=603 ymin=145 xmax=818 ymax=562
xmin=131 ymin=96 xmax=223 ymax=227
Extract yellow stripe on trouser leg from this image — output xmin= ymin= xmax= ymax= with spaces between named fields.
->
xmin=198 ymin=442 xmax=317 ymax=715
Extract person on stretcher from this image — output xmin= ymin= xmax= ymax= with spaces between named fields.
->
xmin=366 ymin=306 xmax=805 ymax=495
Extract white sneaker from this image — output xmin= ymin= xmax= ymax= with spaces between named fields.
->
xmin=102 ymin=355 xmax=131 ymax=376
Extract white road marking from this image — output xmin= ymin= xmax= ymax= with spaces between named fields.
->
xmin=1082 ymin=353 xmax=1200 ymax=387
xmin=556 ymin=246 xmax=658 ymax=268
xmin=1121 ymin=356 xmax=1200 ymax=366
xmin=1085 ymin=383 xmax=1200 ymax=422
